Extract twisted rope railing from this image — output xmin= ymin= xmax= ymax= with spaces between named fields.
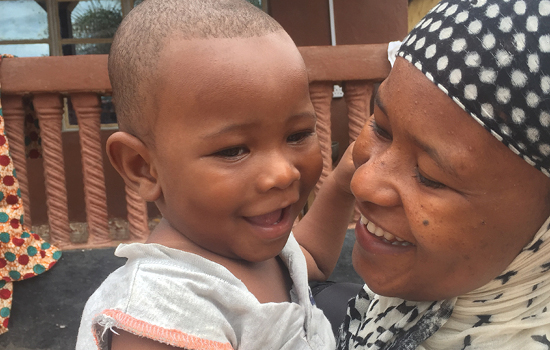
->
xmin=72 ymin=93 xmax=111 ymax=245
xmin=125 ymin=185 xmax=149 ymax=241
xmin=344 ymin=81 xmax=375 ymax=221
xmin=345 ymin=81 xmax=374 ymax=143
xmin=1 ymin=96 xmax=32 ymax=226
xmin=32 ymin=94 xmax=71 ymax=245
xmin=309 ymin=82 xmax=335 ymax=194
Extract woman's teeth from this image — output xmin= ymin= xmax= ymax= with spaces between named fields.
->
xmin=360 ymin=215 xmax=412 ymax=246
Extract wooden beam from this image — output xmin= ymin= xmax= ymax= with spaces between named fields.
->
xmin=0 ymin=55 xmax=111 ymax=95
xmin=298 ymin=43 xmax=391 ymax=82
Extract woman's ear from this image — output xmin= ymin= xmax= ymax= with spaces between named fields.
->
xmin=106 ymin=132 xmax=161 ymax=202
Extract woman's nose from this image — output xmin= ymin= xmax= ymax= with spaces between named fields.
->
xmin=256 ymin=152 xmax=301 ymax=192
xmin=351 ymin=130 xmax=401 ymax=207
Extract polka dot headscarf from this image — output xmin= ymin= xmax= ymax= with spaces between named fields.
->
xmin=398 ymin=0 xmax=550 ymax=177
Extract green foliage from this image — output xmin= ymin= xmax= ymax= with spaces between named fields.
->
xmin=71 ymin=1 xmax=122 ymax=54
xmin=246 ymin=0 xmax=263 ymax=9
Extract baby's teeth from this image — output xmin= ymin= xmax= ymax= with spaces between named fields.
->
xmin=361 ymin=215 xmax=368 ymax=225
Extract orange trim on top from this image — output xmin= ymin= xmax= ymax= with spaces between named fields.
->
xmin=100 ymin=309 xmax=234 ymax=350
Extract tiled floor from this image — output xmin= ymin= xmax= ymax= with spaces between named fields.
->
xmin=0 ymin=229 xmax=361 ymax=350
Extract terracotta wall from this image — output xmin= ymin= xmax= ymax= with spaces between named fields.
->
xmin=270 ymin=0 xmax=332 ymax=46
xmin=27 ymin=130 xmax=159 ymax=225
xmin=333 ymin=0 xmax=408 ymax=45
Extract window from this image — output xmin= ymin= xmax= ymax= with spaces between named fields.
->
xmin=0 ymin=0 xmax=268 ymax=129
xmin=0 ymin=0 xmax=131 ymax=57
xmin=0 ymin=0 xmax=268 ymax=57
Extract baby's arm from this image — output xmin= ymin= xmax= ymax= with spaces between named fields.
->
xmin=294 ymin=142 xmax=357 ymax=281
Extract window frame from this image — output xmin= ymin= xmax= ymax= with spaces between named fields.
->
xmin=1 ymin=0 xmax=268 ymax=131
xmin=0 ymin=0 xmax=134 ymax=56
xmin=0 ymin=0 xmax=269 ymax=56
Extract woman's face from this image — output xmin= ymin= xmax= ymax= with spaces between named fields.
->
xmin=351 ymin=57 xmax=550 ymax=301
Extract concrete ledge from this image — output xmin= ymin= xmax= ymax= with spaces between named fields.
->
xmin=0 ymin=248 xmax=126 ymax=350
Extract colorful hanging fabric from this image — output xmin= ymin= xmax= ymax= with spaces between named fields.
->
xmin=0 ymin=54 xmax=61 ymax=334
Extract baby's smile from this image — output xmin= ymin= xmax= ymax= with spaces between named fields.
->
xmin=242 ymin=205 xmax=294 ymax=241
xmin=245 ymin=207 xmax=287 ymax=226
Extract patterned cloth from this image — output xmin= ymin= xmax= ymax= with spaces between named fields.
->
xmin=338 ymin=215 xmax=550 ymax=350
xmin=0 ymin=54 xmax=42 ymax=159
xmin=338 ymin=0 xmax=550 ymax=349
xmin=23 ymin=100 xmax=42 ymax=159
xmin=0 ymin=54 xmax=61 ymax=334
xmin=398 ymin=0 xmax=550 ymax=176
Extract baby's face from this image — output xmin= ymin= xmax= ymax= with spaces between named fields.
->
xmin=147 ymin=32 xmax=322 ymax=262
xmin=351 ymin=58 xmax=550 ymax=301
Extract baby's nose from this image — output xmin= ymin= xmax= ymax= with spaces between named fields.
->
xmin=256 ymin=153 xmax=301 ymax=192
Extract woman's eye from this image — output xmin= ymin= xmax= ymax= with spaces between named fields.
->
xmin=215 ymin=147 xmax=247 ymax=158
xmin=369 ymin=119 xmax=392 ymax=140
xmin=414 ymin=167 xmax=446 ymax=189
xmin=287 ymin=131 xmax=313 ymax=143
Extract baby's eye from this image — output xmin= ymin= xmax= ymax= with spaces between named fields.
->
xmin=369 ymin=119 xmax=392 ymax=140
xmin=214 ymin=147 xmax=248 ymax=158
xmin=287 ymin=131 xmax=313 ymax=143
xmin=413 ymin=167 xmax=446 ymax=189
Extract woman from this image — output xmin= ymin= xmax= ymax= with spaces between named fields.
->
xmin=338 ymin=0 xmax=550 ymax=348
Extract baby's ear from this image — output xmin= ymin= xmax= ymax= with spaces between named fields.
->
xmin=106 ymin=132 xmax=161 ymax=202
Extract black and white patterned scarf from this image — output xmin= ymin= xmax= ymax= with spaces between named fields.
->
xmin=338 ymin=216 xmax=550 ymax=349
xmin=338 ymin=0 xmax=550 ymax=348
xmin=400 ymin=0 xmax=550 ymax=176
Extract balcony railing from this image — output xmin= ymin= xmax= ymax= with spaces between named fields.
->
xmin=0 ymin=44 xmax=391 ymax=249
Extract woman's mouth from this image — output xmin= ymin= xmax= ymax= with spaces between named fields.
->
xmin=360 ymin=215 xmax=413 ymax=247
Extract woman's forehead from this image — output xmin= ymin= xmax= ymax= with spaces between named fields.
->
xmin=397 ymin=0 xmax=550 ymax=177
xmin=377 ymin=58 xmax=531 ymax=183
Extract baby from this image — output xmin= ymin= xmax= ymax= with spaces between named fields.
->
xmin=76 ymin=0 xmax=355 ymax=349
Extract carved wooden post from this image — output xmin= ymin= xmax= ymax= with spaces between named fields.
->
xmin=125 ymin=185 xmax=149 ymax=241
xmin=345 ymin=81 xmax=373 ymax=143
xmin=32 ymin=94 xmax=71 ymax=245
xmin=344 ymin=81 xmax=374 ymax=222
xmin=1 ymin=96 xmax=32 ymax=226
xmin=309 ymin=82 xmax=334 ymax=193
xmin=71 ymin=93 xmax=111 ymax=245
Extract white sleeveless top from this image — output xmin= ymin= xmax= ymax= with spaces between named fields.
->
xmin=76 ymin=234 xmax=335 ymax=350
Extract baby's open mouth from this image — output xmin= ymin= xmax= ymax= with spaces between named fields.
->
xmin=360 ymin=215 xmax=412 ymax=247
xmin=245 ymin=207 xmax=287 ymax=226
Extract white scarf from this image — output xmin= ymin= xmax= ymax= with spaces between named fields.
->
xmin=337 ymin=215 xmax=550 ymax=350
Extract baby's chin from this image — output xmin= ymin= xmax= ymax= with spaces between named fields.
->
xmin=225 ymin=233 xmax=291 ymax=264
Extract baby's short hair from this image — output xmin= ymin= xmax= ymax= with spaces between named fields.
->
xmin=108 ymin=0 xmax=283 ymax=136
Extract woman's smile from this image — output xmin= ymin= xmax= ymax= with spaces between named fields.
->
xmin=359 ymin=214 xmax=413 ymax=246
